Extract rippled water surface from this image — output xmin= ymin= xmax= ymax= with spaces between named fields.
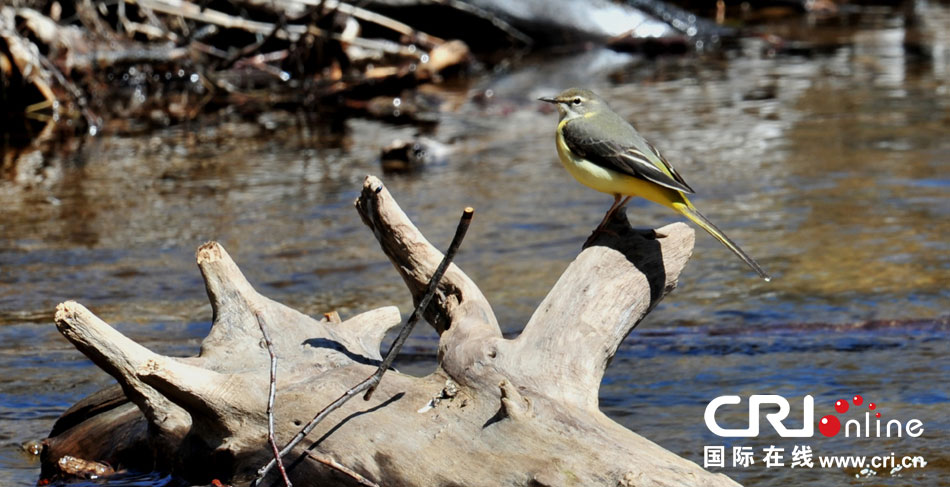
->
xmin=1 ymin=5 xmax=948 ymax=486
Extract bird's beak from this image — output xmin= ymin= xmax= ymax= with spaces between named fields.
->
xmin=538 ymin=96 xmax=558 ymax=104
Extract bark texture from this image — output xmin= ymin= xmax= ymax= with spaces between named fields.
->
xmin=43 ymin=175 xmax=740 ymax=487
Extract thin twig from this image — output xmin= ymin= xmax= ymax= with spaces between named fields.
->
xmin=364 ymin=206 xmax=475 ymax=400
xmin=137 ymin=2 xmax=169 ymax=31
xmin=252 ymin=206 xmax=475 ymax=486
xmin=34 ymin=52 xmax=99 ymax=133
xmin=255 ymin=311 xmax=293 ymax=487
xmin=190 ymin=41 xmax=230 ymax=59
xmin=117 ymin=0 xmax=129 ymax=35
xmin=305 ymin=451 xmax=380 ymax=487
xmin=233 ymin=50 xmax=290 ymax=67
xmin=252 ymin=370 xmax=376 ymax=486
xmin=71 ymin=47 xmax=191 ymax=70
xmin=124 ymin=20 xmax=179 ymax=40
xmin=217 ymin=11 xmax=288 ymax=71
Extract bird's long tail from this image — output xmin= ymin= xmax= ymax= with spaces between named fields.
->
xmin=673 ymin=202 xmax=771 ymax=281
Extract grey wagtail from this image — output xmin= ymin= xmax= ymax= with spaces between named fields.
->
xmin=539 ymin=87 xmax=771 ymax=281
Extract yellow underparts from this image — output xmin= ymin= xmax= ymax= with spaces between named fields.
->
xmin=555 ymin=125 xmax=690 ymax=211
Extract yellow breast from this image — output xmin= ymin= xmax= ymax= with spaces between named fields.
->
xmin=555 ymin=122 xmax=682 ymax=209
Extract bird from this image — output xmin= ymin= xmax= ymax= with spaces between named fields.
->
xmin=539 ymin=87 xmax=771 ymax=281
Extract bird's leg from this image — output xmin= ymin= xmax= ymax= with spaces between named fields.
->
xmin=586 ymin=195 xmax=628 ymax=248
xmin=586 ymin=195 xmax=659 ymax=247
xmin=595 ymin=194 xmax=624 ymax=231
xmin=614 ymin=196 xmax=662 ymax=239
xmin=616 ymin=195 xmax=632 ymax=213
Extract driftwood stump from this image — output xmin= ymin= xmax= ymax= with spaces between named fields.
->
xmin=42 ymin=175 xmax=739 ymax=487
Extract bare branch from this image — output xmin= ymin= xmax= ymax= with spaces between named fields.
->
xmin=255 ymin=311 xmax=293 ymax=487
xmin=363 ymin=206 xmax=474 ymax=400
xmin=253 ymin=206 xmax=474 ymax=484
xmin=306 ymin=451 xmax=380 ymax=487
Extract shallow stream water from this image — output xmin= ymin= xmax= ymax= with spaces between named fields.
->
xmin=1 ymin=5 xmax=948 ymax=486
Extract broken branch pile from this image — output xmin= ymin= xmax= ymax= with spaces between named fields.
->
xmin=1 ymin=0 xmax=477 ymax=132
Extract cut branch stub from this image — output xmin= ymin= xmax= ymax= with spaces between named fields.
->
xmin=195 ymin=241 xmax=401 ymax=368
xmin=55 ymin=301 xmax=267 ymax=438
xmin=54 ymin=302 xmax=192 ymax=458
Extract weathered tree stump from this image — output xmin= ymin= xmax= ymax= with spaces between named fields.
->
xmin=42 ymin=175 xmax=740 ymax=486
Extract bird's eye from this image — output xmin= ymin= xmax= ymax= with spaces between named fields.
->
xmin=572 ymin=97 xmax=582 ymax=105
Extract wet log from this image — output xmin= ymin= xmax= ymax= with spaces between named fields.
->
xmin=43 ymin=175 xmax=740 ymax=487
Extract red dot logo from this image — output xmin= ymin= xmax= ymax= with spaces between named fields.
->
xmin=869 ymin=402 xmax=876 ymax=410
xmin=853 ymin=395 xmax=864 ymax=406
xmin=819 ymin=415 xmax=841 ymax=437
xmin=876 ymin=412 xmax=882 ymax=418
xmin=834 ymin=399 xmax=849 ymax=414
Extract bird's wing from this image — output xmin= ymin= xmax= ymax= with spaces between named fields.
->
xmin=563 ymin=118 xmax=695 ymax=194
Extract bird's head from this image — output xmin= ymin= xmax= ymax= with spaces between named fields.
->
xmin=538 ymin=88 xmax=605 ymax=120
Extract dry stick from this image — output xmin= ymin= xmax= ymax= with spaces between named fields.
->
xmin=34 ymin=54 xmax=99 ymax=132
xmin=217 ymin=10 xmax=288 ymax=71
xmin=251 ymin=370 xmax=381 ymax=486
xmin=71 ymin=47 xmax=191 ymax=71
xmin=252 ymin=206 xmax=475 ymax=486
xmin=117 ymin=0 xmax=129 ymax=35
xmin=305 ymin=451 xmax=381 ymax=487
xmin=137 ymin=3 xmax=176 ymax=40
xmin=255 ymin=311 xmax=294 ymax=487
xmin=124 ymin=20 xmax=178 ymax=40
